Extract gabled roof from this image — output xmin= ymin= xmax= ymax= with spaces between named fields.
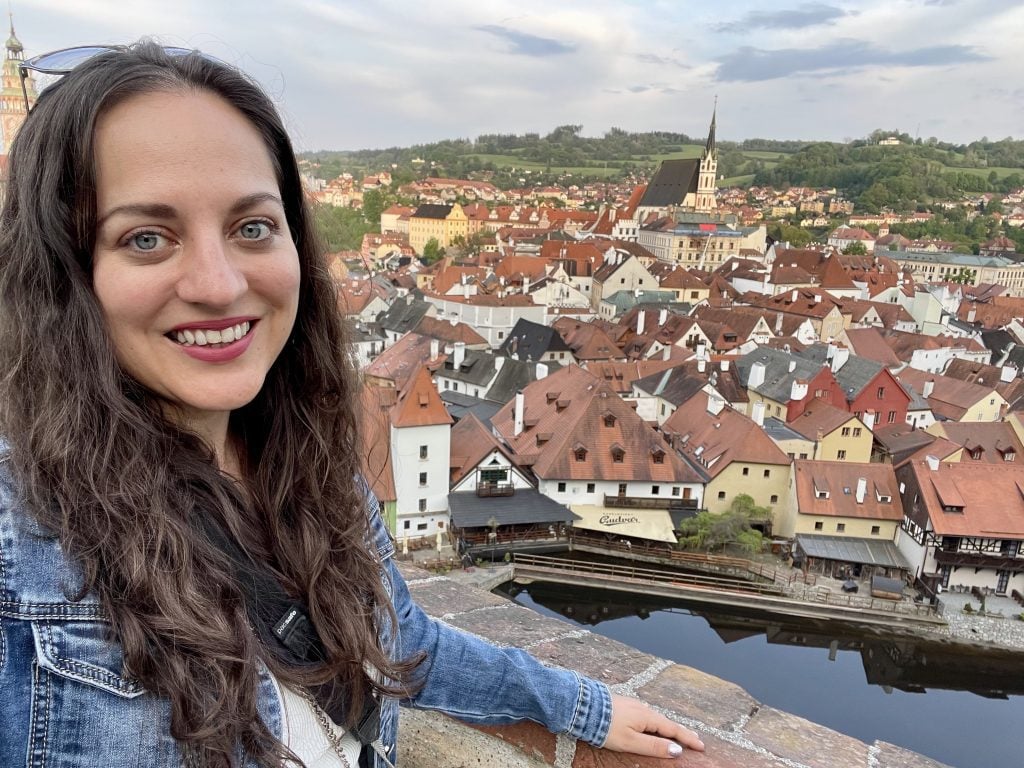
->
xmin=796 ymin=344 xmax=895 ymax=401
xmin=411 ymin=203 xmax=454 ymax=219
xmin=793 ymin=461 xmax=901 ymax=521
xmin=585 ymin=358 xmax=681 ymax=395
xmin=662 ymin=392 xmax=791 ymax=478
xmin=499 ymin=318 xmax=572 ymax=362
xmin=551 ymin=317 xmax=625 ymax=361
xmin=364 ymin=332 xmax=444 ymax=390
xmin=842 ymin=328 xmax=902 ymax=368
xmin=896 ymin=368 xmax=1002 ymax=419
xmin=392 ymin=365 xmax=454 ymax=429
xmin=736 ymin=347 xmax=830 ymax=404
xmin=634 ymin=359 xmax=748 ymax=406
xmin=449 ymin=413 xmax=520 ymax=486
xmin=376 ymin=295 xmax=433 ymax=334
xmin=943 ymin=358 xmax=1024 ymax=409
xmin=486 ymin=357 xmax=563 ymax=405
xmin=931 ymin=422 xmax=1024 ymax=465
xmin=638 ymin=159 xmax=699 ymax=208
xmin=788 ymin=401 xmax=862 ymax=440
xmin=412 ymin=315 xmax=489 ymax=347
xmin=491 ymin=365 xmax=701 ymax=483
xmin=902 ymin=459 xmax=1024 ymax=537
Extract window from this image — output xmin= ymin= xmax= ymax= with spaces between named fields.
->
xmin=418 ymin=472 xmax=427 ymax=486
xmin=763 ymin=469 xmax=771 ymax=478
xmin=497 ymin=331 xmax=504 ymax=339
xmin=814 ymin=521 xmax=823 ymax=531
xmin=417 ymin=522 xmax=428 ymax=531
xmin=672 ymin=487 xmax=680 ymax=496
xmin=586 ymin=482 xmax=595 ymax=494
xmin=557 ymin=482 xmax=567 ymax=493
xmin=836 ymin=450 xmax=847 ymax=460
xmin=871 ymin=525 xmax=881 ymax=535
xmin=742 ymin=467 xmax=749 ymax=476
xmin=418 ymin=499 xmax=426 ymax=512
xmin=574 ymin=448 xmax=587 ymax=462
xmin=888 ymin=410 xmax=896 ymax=424
xmin=770 ymin=494 xmax=779 ymax=504
xmin=603 ymin=414 xmax=616 ymax=427
xmin=612 ymin=447 xmax=625 ymax=463
xmin=403 ymin=520 xmax=411 ymax=530
xmin=419 ymin=445 xmax=428 ymax=460
xmin=877 ymin=386 xmax=885 ymax=399
xmin=717 ymin=491 xmax=726 ymax=500
xmin=853 ymin=427 xmax=862 ymax=437
xmin=836 ymin=523 xmax=846 ymax=532
xmin=618 ymin=483 xmax=627 ymax=496
xmin=841 ymin=427 xmax=851 ymax=437
xmin=651 ymin=485 xmax=660 ymax=495
xmin=652 ymin=451 xmax=664 ymax=464
xmin=799 ymin=453 xmax=808 ymax=459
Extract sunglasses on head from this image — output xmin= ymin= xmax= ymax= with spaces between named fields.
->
xmin=19 ymin=45 xmax=201 ymax=113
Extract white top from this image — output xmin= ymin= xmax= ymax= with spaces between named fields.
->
xmin=272 ymin=674 xmax=362 ymax=768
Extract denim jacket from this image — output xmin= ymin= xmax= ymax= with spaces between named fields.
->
xmin=0 ymin=457 xmax=612 ymax=767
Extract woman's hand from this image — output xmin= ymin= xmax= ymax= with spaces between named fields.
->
xmin=601 ymin=694 xmax=705 ymax=759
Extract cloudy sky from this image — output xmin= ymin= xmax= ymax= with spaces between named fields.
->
xmin=16 ymin=0 xmax=1023 ymax=151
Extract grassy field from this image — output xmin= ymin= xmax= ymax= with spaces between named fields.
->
xmin=720 ymin=174 xmax=756 ymax=187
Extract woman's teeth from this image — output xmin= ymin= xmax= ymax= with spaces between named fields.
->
xmin=174 ymin=321 xmax=251 ymax=346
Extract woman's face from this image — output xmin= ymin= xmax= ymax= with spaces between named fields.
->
xmin=91 ymin=89 xmax=300 ymax=427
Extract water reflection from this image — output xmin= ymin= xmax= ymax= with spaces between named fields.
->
xmin=499 ymin=580 xmax=1024 ymax=768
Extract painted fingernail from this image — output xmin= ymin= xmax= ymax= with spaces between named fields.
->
xmin=668 ymin=743 xmax=683 ymax=757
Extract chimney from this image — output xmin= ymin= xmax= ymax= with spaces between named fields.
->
xmin=637 ymin=309 xmax=647 ymax=335
xmin=967 ymin=307 xmax=976 ymax=323
xmin=698 ymin=358 xmax=707 ymax=373
xmin=923 ymin=380 xmax=935 ymax=398
xmin=494 ymin=356 xmax=505 ymax=372
xmin=752 ymin=400 xmax=766 ymax=427
xmin=791 ymin=378 xmax=808 ymax=401
xmin=855 ymin=477 xmax=867 ymax=504
xmin=788 ymin=360 xmax=797 ymax=373
xmin=814 ymin=294 xmax=822 ymax=304
xmin=791 ymin=289 xmax=798 ymax=303
xmin=749 ymin=360 xmax=767 ymax=388
xmin=513 ymin=391 xmax=525 ymax=436
xmin=697 ymin=342 xmax=708 ymax=361
xmin=1001 ymin=365 xmax=1017 ymax=384
xmin=720 ymin=359 xmax=730 ymax=372
xmin=925 ymin=454 xmax=940 ymax=471
xmin=430 ymin=338 xmax=439 ymax=360
xmin=662 ymin=345 xmax=671 ymax=361
xmin=863 ymin=410 xmax=876 ymax=431
xmin=449 ymin=316 xmax=458 ymax=326
xmin=775 ymin=312 xmax=783 ymax=334
xmin=463 ymin=283 xmax=471 ymax=299
xmin=659 ymin=308 xmax=668 ymax=326
xmin=535 ymin=362 xmax=549 ymax=380
xmin=707 ymin=394 xmax=725 ymax=416
xmin=453 ymin=342 xmax=466 ymax=370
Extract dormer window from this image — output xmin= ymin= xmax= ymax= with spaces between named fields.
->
xmin=651 ymin=447 xmax=665 ymax=465
xmin=971 ymin=447 xmax=983 ymax=460
xmin=611 ymin=444 xmax=625 ymax=463
xmin=574 ymin=444 xmax=588 ymax=462
xmin=603 ymin=413 xmax=617 ymax=428
xmin=1005 ymin=450 xmax=1016 ymax=462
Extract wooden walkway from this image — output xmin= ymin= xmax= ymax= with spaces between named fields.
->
xmin=511 ymin=554 xmax=944 ymax=628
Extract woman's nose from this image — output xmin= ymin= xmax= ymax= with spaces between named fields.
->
xmin=174 ymin=236 xmax=248 ymax=307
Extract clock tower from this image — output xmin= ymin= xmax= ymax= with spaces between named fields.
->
xmin=0 ymin=16 xmax=35 ymax=155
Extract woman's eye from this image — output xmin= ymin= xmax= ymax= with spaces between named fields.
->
xmin=130 ymin=232 xmax=164 ymax=251
xmin=238 ymin=221 xmax=271 ymax=240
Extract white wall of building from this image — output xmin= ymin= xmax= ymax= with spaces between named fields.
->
xmin=391 ymin=422 xmax=451 ymax=535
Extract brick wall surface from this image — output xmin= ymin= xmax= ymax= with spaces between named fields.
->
xmin=395 ymin=562 xmax=951 ymax=768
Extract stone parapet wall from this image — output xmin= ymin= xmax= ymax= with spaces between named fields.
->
xmin=396 ymin=562 xmax=950 ymax=768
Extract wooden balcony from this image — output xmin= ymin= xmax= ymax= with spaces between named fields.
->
xmin=604 ymin=495 xmax=699 ymax=511
xmin=477 ymin=482 xmax=515 ymax=498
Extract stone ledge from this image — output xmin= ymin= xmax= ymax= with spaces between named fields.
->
xmin=398 ymin=563 xmax=952 ymax=768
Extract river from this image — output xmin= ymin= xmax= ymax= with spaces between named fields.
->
xmin=497 ymin=580 xmax=1024 ymax=768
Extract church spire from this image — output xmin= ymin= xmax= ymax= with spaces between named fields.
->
xmin=704 ymin=97 xmax=717 ymax=156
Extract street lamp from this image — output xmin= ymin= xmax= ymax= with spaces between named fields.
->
xmin=487 ymin=516 xmax=498 ymax=564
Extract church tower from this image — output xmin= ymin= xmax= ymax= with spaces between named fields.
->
xmin=695 ymin=103 xmax=717 ymax=213
xmin=0 ymin=15 xmax=35 ymax=156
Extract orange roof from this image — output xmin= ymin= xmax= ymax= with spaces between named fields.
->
xmin=364 ymin=332 xmax=445 ymax=390
xmin=794 ymin=461 xmax=901 ymax=521
xmin=904 ymin=459 xmax=1024 ymax=537
xmin=663 ymin=393 xmax=791 ymax=478
xmin=412 ymin=315 xmax=488 ymax=347
xmin=391 ymin=365 xmax=453 ymax=429
xmin=551 ymin=317 xmax=624 ymax=361
xmin=491 ymin=365 xmax=700 ymax=483
xmin=788 ymin=401 xmax=862 ymax=440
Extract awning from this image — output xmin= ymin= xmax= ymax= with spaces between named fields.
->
xmin=570 ymin=505 xmax=678 ymax=544
xmin=795 ymin=534 xmax=909 ymax=570
xmin=448 ymin=489 xmax=576 ymax=528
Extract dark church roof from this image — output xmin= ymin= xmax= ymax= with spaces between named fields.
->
xmin=638 ymin=159 xmax=700 ymax=208
xmin=412 ymin=204 xmax=453 ymax=219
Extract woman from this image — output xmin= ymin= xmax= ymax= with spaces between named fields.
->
xmin=0 ymin=43 xmax=704 ymax=767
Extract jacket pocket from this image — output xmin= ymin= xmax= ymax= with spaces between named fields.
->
xmin=31 ymin=619 xmax=146 ymax=698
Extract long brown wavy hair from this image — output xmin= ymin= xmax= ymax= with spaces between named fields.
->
xmin=0 ymin=42 xmax=419 ymax=766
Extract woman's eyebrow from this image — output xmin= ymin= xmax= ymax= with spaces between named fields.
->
xmin=96 ymin=193 xmax=285 ymax=230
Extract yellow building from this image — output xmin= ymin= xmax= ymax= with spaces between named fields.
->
xmin=408 ymin=203 xmax=470 ymax=255
xmin=789 ymin=403 xmax=872 ymax=463
xmin=782 ymin=460 xmax=902 ymax=541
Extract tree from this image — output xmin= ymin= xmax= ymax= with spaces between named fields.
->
xmin=842 ymin=240 xmax=868 ymax=256
xmin=361 ymin=188 xmax=387 ymax=226
xmin=422 ymin=238 xmax=445 ymax=264
xmin=676 ymin=495 xmax=766 ymax=555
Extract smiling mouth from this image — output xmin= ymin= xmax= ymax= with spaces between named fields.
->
xmin=167 ymin=320 xmax=253 ymax=347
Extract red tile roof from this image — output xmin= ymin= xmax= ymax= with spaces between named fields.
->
xmin=391 ymin=364 xmax=454 ymax=429
xmin=903 ymin=459 xmax=1024 ymax=537
xmin=794 ymin=461 xmax=901 ymax=521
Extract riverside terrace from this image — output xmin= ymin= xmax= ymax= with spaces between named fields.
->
xmin=395 ymin=560 xmax=953 ymax=768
